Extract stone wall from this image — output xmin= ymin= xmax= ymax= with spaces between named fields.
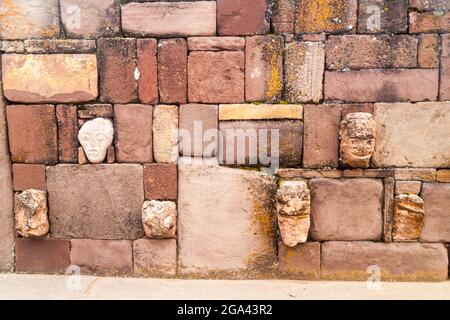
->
xmin=0 ymin=0 xmax=449 ymax=281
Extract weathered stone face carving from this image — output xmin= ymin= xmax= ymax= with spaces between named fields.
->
xmin=15 ymin=189 xmax=49 ymax=238
xmin=393 ymin=194 xmax=425 ymax=241
xmin=276 ymin=180 xmax=311 ymax=247
xmin=78 ymin=118 xmax=114 ymax=164
xmin=142 ymin=200 xmax=177 ymax=239
xmin=340 ymin=112 xmax=376 ymax=168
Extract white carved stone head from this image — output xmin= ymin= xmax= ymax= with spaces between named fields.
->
xmin=78 ymin=118 xmax=114 ymax=164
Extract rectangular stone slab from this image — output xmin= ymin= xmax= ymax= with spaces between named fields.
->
xmin=47 ymin=164 xmax=144 ymax=240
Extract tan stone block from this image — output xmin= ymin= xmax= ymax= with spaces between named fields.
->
xmin=219 ymin=104 xmax=303 ymax=121
xmin=133 ymin=239 xmax=177 ymax=277
xmin=188 ymin=37 xmax=245 ymax=51
xmin=278 ymin=242 xmax=320 ymax=280
xmin=437 ymin=170 xmax=450 ymax=183
xmin=393 ymin=194 xmax=425 ymax=241
xmin=276 ymin=168 xmax=343 ymax=179
xmin=394 ymin=169 xmax=437 ymax=181
xmin=395 ymin=181 xmax=422 ymax=195
xmin=153 ymin=105 xmax=179 ymax=164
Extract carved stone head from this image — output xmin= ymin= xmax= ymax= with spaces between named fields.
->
xmin=340 ymin=113 xmax=376 ymax=168
xmin=78 ymin=118 xmax=114 ymax=164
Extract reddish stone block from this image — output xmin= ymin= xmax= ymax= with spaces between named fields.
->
xmin=358 ymin=0 xmax=408 ymax=33
xmin=114 ymin=104 xmax=153 ymax=163
xmin=77 ymin=104 xmax=113 ymax=119
xmin=188 ymin=51 xmax=245 ymax=104
xmin=272 ymin=0 xmax=295 ymax=34
xmin=98 ymin=38 xmax=138 ymax=103
xmin=303 ymin=105 xmax=341 ymax=168
xmin=137 ymin=39 xmax=158 ymax=104
xmin=12 ymin=164 xmax=46 ymax=191
xmin=144 ymin=164 xmax=177 ymax=200
xmin=158 ymin=39 xmax=187 ymax=104
xmin=420 ymin=183 xmax=450 ymax=242
xmin=410 ymin=0 xmax=449 ymax=11
xmin=217 ymin=0 xmax=269 ymax=36
xmin=187 ymin=37 xmax=246 ymax=51
xmin=278 ymin=242 xmax=320 ymax=280
xmin=324 ymin=70 xmax=439 ymax=103
xmin=15 ymin=239 xmax=70 ymax=274
xmin=179 ymin=104 xmax=218 ymax=157
xmin=6 ymin=105 xmax=57 ymax=164
xmin=133 ymin=239 xmax=177 ymax=277
xmin=441 ymin=34 xmax=450 ymax=101
xmin=418 ymin=34 xmax=440 ymax=68
xmin=56 ymin=105 xmax=78 ymax=163
xmin=410 ymin=11 xmax=450 ymax=33
xmin=70 ymin=240 xmax=133 ymax=275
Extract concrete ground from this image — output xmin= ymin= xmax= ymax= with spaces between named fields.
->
xmin=0 ymin=274 xmax=450 ymax=299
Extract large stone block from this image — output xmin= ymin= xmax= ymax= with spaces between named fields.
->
xmin=358 ymin=0 xmax=408 ymax=33
xmin=310 ymin=178 xmax=383 ymax=241
xmin=322 ymin=242 xmax=448 ymax=281
xmin=372 ymin=102 xmax=450 ymax=168
xmin=122 ymin=1 xmax=216 ymax=37
xmin=178 ymin=160 xmax=277 ymax=278
xmin=47 ymin=164 xmax=144 ymax=240
xmin=278 ymin=242 xmax=320 ymax=280
xmin=420 ymin=183 xmax=450 ymax=242
xmin=2 ymin=54 xmax=98 ymax=103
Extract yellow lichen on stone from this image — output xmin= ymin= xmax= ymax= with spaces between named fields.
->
xmin=296 ymin=0 xmax=351 ymax=33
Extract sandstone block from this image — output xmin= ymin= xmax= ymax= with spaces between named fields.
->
xmin=383 ymin=177 xmax=395 ymax=242
xmin=133 ymin=239 xmax=177 ymax=277
xmin=153 ymin=105 xmax=179 ymax=163
xmin=272 ymin=0 xmax=295 ymax=34
xmin=137 ymin=39 xmax=158 ymax=104
xmin=441 ymin=34 xmax=450 ymax=100
xmin=276 ymin=168 xmax=343 ymax=179
xmin=24 ymin=39 xmax=96 ymax=54
xmin=393 ymin=194 xmax=425 ymax=241
xmin=420 ymin=183 xmax=450 ymax=242
xmin=395 ymin=181 xmax=422 ymax=195
xmin=12 ymin=164 xmax=46 ymax=191
xmin=358 ymin=0 xmax=408 ymax=33
xmin=47 ymin=164 xmax=144 ymax=240
xmin=395 ymin=169 xmax=437 ymax=181
xmin=219 ymin=104 xmax=303 ymax=121
xmin=78 ymin=104 xmax=113 ymax=119
xmin=278 ymin=242 xmax=320 ymax=280
xmin=410 ymin=0 xmax=449 ymax=11
xmin=56 ymin=105 xmax=78 ymax=163
xmin=188 ymin=37 xmax=245 ymax=51
xmin=437 ymin=170 xmax=450 ymax=183
xmin=15 ymin=189 xmax=49 ymax=238
xmin=2 ymin=54 xmax=98 ymax=103
xmin=78 ymin=118 xmax=114 ymax=164
xmin=142 ymin=200 xmax=177 ymax=239
xmin=418 ymin=34 xmax=440 ymax=69
xmin=409 ymin=11 xmax=450 ymax=33
xmin=144 ymin=164 xmax=177 ymax=201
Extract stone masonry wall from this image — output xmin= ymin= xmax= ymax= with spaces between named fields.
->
xmin=0 ymin=0 xmax=449 ymax=281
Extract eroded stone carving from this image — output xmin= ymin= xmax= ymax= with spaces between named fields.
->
xmin=15 ymin=189 xmax=49 ymax=238
xmin=142 ymin=200 xmax=177 ymax=239
xmin=78 ymin=118 xmax=114 ymax=164
xmin=393 ymin=194 xmax=425 ymax=241
xmin=340 ymin=112 xmax=376 ymax=168
xmin=276 ymin=180 xmax=311 ymax=247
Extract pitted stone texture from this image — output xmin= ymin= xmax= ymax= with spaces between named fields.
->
xmin=122 ymin=1 xmax=216 ymax=37
xmin=142 ymin=200 xmax=177 ymax=239
xmin=409 ymin=11 xmax=450 ymax=33
xmin=137 ymin=39 xmax=158 ymax=104
xmin=278 ymin=242 xmax=320 ymax=280
xmin=2 ymin=54 xmax=98 ymax=103
xmin=441 ymin=34 xmax=450 ymax=101
xmin=372 ymin=102 xmax=450 ymax=168
xmin=78 ymin=118 xmax=114 ymax=164
xmin=188 ymin=37 xmax=245 ymax=51
xmin=133 ymin=239 xmax=177 ymax=277
xmin=47 ymin=165 xmax=144 ymax=240
xmin=410 ymin=0 xmax=450 ymax=11
xmin=56 ymin=105 xmax=78 ymax=163
xmin=188 ymin=51 xmax=245 ymax=104
xmin=295 ymin=0 xmax=357 ymax=34
xmin=114 ymin=104 xmax=153 ymax=163
xmin=322 ymin=242 xmax=448 ymax=281
xmin=217 ymin=0 xmax=269 ymax=36
xmin=276 ymin=180 xmax=310 ymax=217
xmin=340 ymin=113 xmax=376 ymax=168
xmin=144 ymin=164 xmax=177 ymax=201
xmin=178 ymin=160 xmax=277 ymax=277
xmin=24 ymin=39 xmax=96 ymax=54
xmin=418 ymin=34 xmax=439 ymax=69
xmin=310 ymin=179 xmax=383 ymax=241
xmin=285 ymin=42 xmax=325 ymax=103
xmin=60 ymin=0 xmax=120 ymax=39
xmin=245 ymin=36 xmax=284 ymax=102
xmin=0 ymin=0 xmax=60 ymax=40
xmin=420 ymin=183 xmax=450 ymax=242
xmin=358 ymin=0 xmax=408 ymax=33
xmin=12 ymin=164 xmax=46 ymax=191
xmin=272 ymin=0 xmax=295 ymax=34
xmin=393 ymin=194 xmax=425 ymax=241
xmin=395 ymin=181 xmax=422 ymax=195
xmin=15 ymin=189 xmax=49 ymax=238
xmin=153 ymin=105 xmax=179 ymax=164
xmin=278 ymin=215 xmax=310 ymax=247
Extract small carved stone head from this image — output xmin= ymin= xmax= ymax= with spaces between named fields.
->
xmin=78 ymin=118 xmax=114 ymax=164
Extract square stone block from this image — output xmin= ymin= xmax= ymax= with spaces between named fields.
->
xmin=12 ymin=164 xmax=46 ymax=191
xmin=144 ymin=164 xmax=177 ymax=201
xmin=133 ymin=239 xmax=177 ymax=277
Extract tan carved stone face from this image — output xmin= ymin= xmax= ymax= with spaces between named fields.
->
xmin=340 ymin=113 xmax=376 ymax=168
xmin=78 ymin=118 xmax=114 ymax=164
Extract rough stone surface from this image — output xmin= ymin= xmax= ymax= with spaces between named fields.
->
xmin=437 ymin=170 xmax=450 ymax=183
xmin=441 ymin=34 xmax=450 ymax=100
xmin=418 ymin=34 xmax=440 ymax=69
xmin=2 ymin=54 xmax=98 ymax=103
xmin=56 ymin=105 xmax=78 ymax=163
xmin=12 ymin=164 xmax=46 ymax=191
xmin=272 ymin=0 xmax=295 ymax=34
xmin=276 ymin=180 xmax=310 ymax=217
xmin=137 ymin=39 xmax=158 ymax=104
xmin=276 ymin=168 xmax=343 ymax=179
xmin=60 ymin=0 xmax=120 ymax=38
xmin=0 ymin=0 xmax=60 ymax=40
xmin=122 ymin=1 xmax=216 ymax=37
xmin=78 ymin=104 xmax=113 ymax=119
xmin=383 ymin=177 xmax=395 ymax=242
xmin=219 ymin=104 xmax=303 ymax=121
xmin=6 ymin=105 xmax=58 ymax=164
xmin=78 ymin=118 xmax=114 ymax=164
xmin=142 ymin=200 xmax=177 ymax=239
xmin=245 ymin=36 xmax=284 ymax=102
xmin=409 ymin=0 xmax=449 ymax=11
xmin=15 ymin=189 xmax=49 ymax=238
xmin=188 ymin=51 xmax=245 ymax=104
xmin=133 ymin=239 xmax=177 ymax=277
xmin=188 ymin=37 xmax=245 ymax=51
xmin=24 ymin=39 xmax=96 ymax=54
xmin=393 ymin=194 xmax=425 ymax=241
xmin=15 ymin=239 xmax=70 ymax=274
xmin=340 ymin=113 xmax=376 ymax=168
xmin=153 ymin=105 xmax=179 ymax=163
xmin=98 ymin=39 xmax=137 ymax=103
xmin=47 ymin=164 xmax=144 ymax=240
xmin=217 ymin=0 xmax=269 ymax=36
xmin=70 ymin=240 xmax=132 ymax=275
xmin=278 ymin=215 xmax=310 ymax=247
xmin=358 ymin=0 xmax=408 ymax=33
xmin=325 ymin=70 xmax=439 ymax=103
xmin=372 ymin=102 xmax=450 ymax=168
xmin=285 ymin=42 xmax=325 ymax=103
xmin=144 ymin=164 xmax=177 ymax=201
xmin=278 ymin=242 xmax=320 ymax=280
xmin=0 ymin=40 xmax=25 ymax=53
xmin=420 ymin=183 xmax=450 ymax=242
xmin=158 ymin=39 xmax=187 ymax=104
xmin=321 ymin=242 xmax=448 ymax=281
xmin=114 ymin=104 xmax=153 ymax=163
xmin=310 ymin=178 xmax=383 ymax=241
xmin=395 ymin=168 xmax=437 ymax=181
xmin=395 ymin=181 xmax=422 ymax=195
xmin=303 ymin=105 xmax=341 ymax=168
xmin=409 ymin=11 xmax=450 ymax=33
xmin=178 ymin=160 xmax=277 ymax=278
